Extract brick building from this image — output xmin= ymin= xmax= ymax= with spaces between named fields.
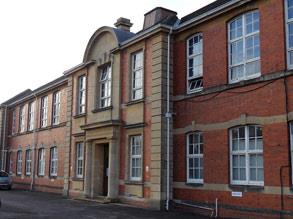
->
xmin=0 ymin=0 xmax=293 ymax=218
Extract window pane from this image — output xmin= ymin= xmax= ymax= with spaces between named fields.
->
xmin=246 ymin=11 xmax=259 ymax=34
xmin=230 ymin=17 xmax=243 ymax=40
xmin=246 ymin=35 xmax=260 ymax=60
xmin=240 ymin=168 xmax=246 ymax=180
xmin=231 ymin=65 xmax=244 ymax=81
xmin=250 ymin=168 xmax=257 ymax=181
xmin=246 ymin=60 xmax=260 ymax=76
xmin=288 ymin=0 xmax=293 ymax=19
xmin=231 ymin=40 xmax=244 ymax=65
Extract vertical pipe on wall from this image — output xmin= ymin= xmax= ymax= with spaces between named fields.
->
xmin=165 ymin=27 xmax=173 ymax=211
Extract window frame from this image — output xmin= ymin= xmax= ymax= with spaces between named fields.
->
xmin=131 ymin=51 xmax=144 ymax=101
xmin=38 ymin=148 xmax=45 ymax=176
xmin=289 ymin=122 xmax=293 ymax=186
xmin=28 ymin=101 xmax=35 ymax=131
xmin=25 ymin=149 xmax=32 ymax=176
xmin=12 ymin=110 xmax=16 ymax=134
xmin=40 ymin=96 xmax=48 ymax=128
xmin=50 ymin=147 xmax=58 ymax=177
xmin=52 ymin=91 xmax=61 ymax=125
xmin=186 ymin=132 xmax=204 ymax=184
xmin=19 ymin=105 xmax=26 ymax=133
xmin=129 ymin=135 xmax=142 ymax=181
xmin=77 ymin=75 xmax=86 ymax=115
xmin=16 ymin=150 xmax=22 ymax=175
xmin=76 ymin=142 xmax=84 ymax=178
xmin=285 ymin=0 xmax=293 ymax=69
xmin=228 ymin=10 xmax=261 ymax=83
xmin=229 ymin=125 xmax=264 ymax=186
xmin=99 ymin=65 xmax=112 ymax=108
xmin=186 ymin=33 xmax=204 ymax=94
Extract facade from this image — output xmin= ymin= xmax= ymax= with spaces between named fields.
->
xmin=0 ymin=0 xmax=293 ymax=218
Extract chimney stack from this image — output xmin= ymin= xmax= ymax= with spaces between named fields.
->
xmin=114 ymin=17 xmax=133 ymax=32
xmin=143 ymin=7 xmax=177 ymax=30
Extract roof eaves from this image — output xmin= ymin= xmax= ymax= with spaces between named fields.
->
xmin=63 ymin=60 xmax=96 ymax=76
xmin=176 ymin=0 xmax=251 ymax=31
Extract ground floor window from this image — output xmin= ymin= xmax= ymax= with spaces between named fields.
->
xmin=230 ymin=125 xmax=264 ymax=186
xmin=16 ymin=150 xmax=22 ymax=175
xmin=186 ymin=132 xmax=203 ymax=183
xmin=9 ymin=152 xmax=13 ymax=174
xmin=76 ymin=142 xmax=84 ymax=178
xmin=130 ymin=135 xmax=142 ymax=181
xmin=38 ymin=148 xmax=45 ymax=176
xmin=50 ymin=147 xmax=58 ymax=176
xmin=25 ymin=149 xmax=32 ymax=175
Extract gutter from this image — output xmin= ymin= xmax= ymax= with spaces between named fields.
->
xmin=116 ymin=0 xmax=253 ymax=51
xmin=8 ymin=77 xmax=68 ymax=107
xmin=175 ymin=0 xmax=251 ymax=32
xmin=118 ymin=24 xmax=173 ymax=49
xmin=1 ymin=105 xmax=7 ymax=171
xmin=63 ymin=60 xmax=95 ymax=76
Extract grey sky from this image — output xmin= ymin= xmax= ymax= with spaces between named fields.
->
xmin=0 ymin=0 xmax=214 ymax=103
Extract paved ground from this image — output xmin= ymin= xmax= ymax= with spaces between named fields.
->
xmin=0 ymin=190 xmax=205 ymax=219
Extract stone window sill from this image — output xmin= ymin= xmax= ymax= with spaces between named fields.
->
xmin=92 ymin=106 xmax=113 ymax=113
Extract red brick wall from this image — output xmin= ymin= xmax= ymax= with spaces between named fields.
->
xmin=7 ymin=84 xmax=67 ymax=194
xmin=172 ymin=0 xmax=292 ymax=217
xmin=174 ymin=0 xmax=286 ymax=95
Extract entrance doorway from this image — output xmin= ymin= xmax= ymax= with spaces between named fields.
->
xmin=102 ymin=144 xmax=109 ymax=196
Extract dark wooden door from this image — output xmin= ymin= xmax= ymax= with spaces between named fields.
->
xmin=103 ymin=145 xmax=109 ymax=196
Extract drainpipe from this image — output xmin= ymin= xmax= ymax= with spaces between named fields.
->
xmin=1 ymin=105 xmax=7 ymax=171
xmin=30 ymin=93 xmax=38 ymax=191
xmin=165 ymin=27 xmax=173 ymax=211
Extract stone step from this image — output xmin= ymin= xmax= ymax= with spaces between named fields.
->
xmin=75 ymin=196 xmax=116 ymax=204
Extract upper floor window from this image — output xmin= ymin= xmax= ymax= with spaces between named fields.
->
xmin=52 ymin=91 xmax=61 ymax=125
xmin=19 ymin=106 xmax=26 ymax=133
xmin=76 ymin=142 xmax=84 ymax=178
xmin=130 ymin=135 xmax=142 ymax=181
xmin=230 ymin=125 xmax=263 ymax=186
xmin=38 ymin=148 xmax=45 ymax=176
xmin=228 ymin=11 xmax=260 ymax=83
xmin=28 ymin=101 xmax=35 ymax=131
xmin=78 ymin=75 xmax=86 ymax=114
xmin=12 ymin=110 xmax=16 ymax=134
xmin=131 ymin=51 xmax=143 ymax=100
xmin=187 ymin=33 xmax=203 ymax=93
xmin=286 ymin=0 xmax=293 ymax=68
xmin=99 ymin=65 xmax=111 ymax=108
xmin=16 ymin=150 xmax=22 ymax=175
xmin=25 ymin=149 xmax=32 ymax=175
xmin=187 ymin=132 xmax=203 ymax=183
xmin=50 ymin=146 xmax=58 ymax=176
xmin=40 ymin=96 xmax=48 ymax=128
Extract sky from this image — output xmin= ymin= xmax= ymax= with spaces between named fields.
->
xmin=0 ymin=0 xmax=214 ymax=103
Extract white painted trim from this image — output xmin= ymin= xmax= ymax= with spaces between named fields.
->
xmin=186 ymin=33 xmax=203 ymax=94
xmin=186 ymin=132 xmax=204 ymax=184
xmin=229 ymin=125 xmax=264 ymax=186
xmin=228 ymin=11 xmax=261 ymax=84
